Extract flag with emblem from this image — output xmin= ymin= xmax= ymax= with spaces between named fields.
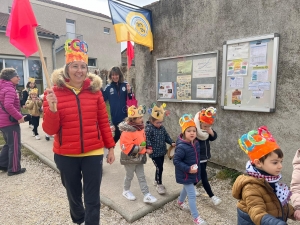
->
xmin=108 ymin=0 xmax=153 ymax=51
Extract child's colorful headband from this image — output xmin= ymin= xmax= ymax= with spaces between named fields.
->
xmin=238 ymin=126 xmax=280 ymax=162
xmin=199 ymin=107 xmax=217 ymax=125
xmin=128 ymin=105 xmax=146 ymax=118
xmin=30 ymin=88 xmax=38 ymax=94
xmin=148 ymin=103 xmax=170 ymax=120
xmin=179 ymin=114 xmax=196 ymax=134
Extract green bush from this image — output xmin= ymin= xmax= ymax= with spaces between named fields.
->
xmin=216 ymin=168 xmax=242 ymax=185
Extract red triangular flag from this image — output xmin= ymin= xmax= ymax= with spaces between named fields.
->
xmin=127 ymin=41 xmax=134 ymax=69
xmin=6 ymin=0 xmax=38 ymax=57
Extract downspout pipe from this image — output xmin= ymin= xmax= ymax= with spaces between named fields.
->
xmin=52 ymin=37 xmax=57 ymax=70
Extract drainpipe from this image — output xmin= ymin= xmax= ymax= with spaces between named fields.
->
xmin=52 ymin=37 xmax=57 ymax=70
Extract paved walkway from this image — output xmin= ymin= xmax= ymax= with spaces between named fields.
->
xmin=20 ymin=122 xmax=183 ymax=223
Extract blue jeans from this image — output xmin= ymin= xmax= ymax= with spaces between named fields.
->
xmin=179 ymin=183 xmax=199 ymax=219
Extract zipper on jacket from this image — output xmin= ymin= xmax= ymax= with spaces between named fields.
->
xmin=96 ymin=121 xmax=100 ymax=140
xmin=59 ymin=127 xmax=62 ymax=146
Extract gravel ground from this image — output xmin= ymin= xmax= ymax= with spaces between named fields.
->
xmin=0 ymin=155 xmax=298 ymax=225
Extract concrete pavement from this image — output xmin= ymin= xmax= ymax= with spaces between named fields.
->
xmin=20 ymin=122 xmax=183 ymax=223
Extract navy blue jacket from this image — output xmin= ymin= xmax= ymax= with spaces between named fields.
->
xmin=198 ymin=130 xmax=217 ymax=161
xmin=102 ymin=82 xmax=130 ymax=125
xmin=173 ymin=135 xmax=201 ymax=185
xmin=145 ymin=121 xmax=174 ymax=158
xmin=237 ymin=208 xmax=287 ymax=225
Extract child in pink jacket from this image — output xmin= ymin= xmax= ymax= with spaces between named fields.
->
xmin=291 ymin=149 xmax=300 ymax=221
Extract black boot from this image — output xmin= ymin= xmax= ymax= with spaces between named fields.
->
xmin=8 ymin=168 xmax=26 ymax=176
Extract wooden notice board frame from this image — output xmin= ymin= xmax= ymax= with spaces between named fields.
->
xmin=156 ymin=51 xmax=219 ymax=104
xmin=221 ymin=33 xmax=280 ymax=112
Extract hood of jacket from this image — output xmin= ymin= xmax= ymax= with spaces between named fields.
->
xmin=118 ymin=121 xmax=138 ymax=132
xmin=51 ymin=68 xmax=102 ymax=92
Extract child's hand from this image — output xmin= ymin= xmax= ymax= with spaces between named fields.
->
xmin=171 ymin=143 xmax=176 ymax=147
xmin=146 ymin=149 xmax=153 ymax=154
xmin=294 ymin=209 xmax=300 ymax=220
xmin=206 ymin=127 xmax=214 ymax=135
xmin=189 ymin=165 xmax=198 ymax=174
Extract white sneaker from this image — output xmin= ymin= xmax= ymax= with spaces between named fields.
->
xmin=143 ymin=193 xmax=157 ymax=203
xmin=29 ymin=125 xmax=33 ymax=129
xmin=122 ymin=190 xmax=136 ymax=201
xmin=32 ymin=132 xmax=35 ymax=137
xmin=153 ymin=180 xmax=157 ymax=186
xmin=195 ymin=186 xmax=200 ymax=197
xmin=35 ymin=135 xmax=41 ymax=140
xmin=156 ymin=184 xmax=166 ymax=194
xmin=211 ymin=195 xmax=222 ymax=206
xmin=176 ymin=200 xmax=190 ymax=212
xmin=193 ymin=216 xmax=208 ymax=225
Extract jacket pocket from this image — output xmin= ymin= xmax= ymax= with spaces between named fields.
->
xmin=96 ymin=122 xmax=100 ymax=140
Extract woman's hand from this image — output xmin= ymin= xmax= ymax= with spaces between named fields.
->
xmin=106 ymin=148 xmax=115 ymax=164
xmin=18 ymin=115 xmax=26 ymax=123
xmin=46 ymin=89 xmax=58 ymax=112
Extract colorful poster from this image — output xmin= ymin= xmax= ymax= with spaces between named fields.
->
xmin=227 ymin=43 xmax=249 ymax=60
xmin=229 ymin=77 xmax=244 ymax=88
xmin=232 ymin=89 xmax=242 ymax=105
xmin=176 ymin=75 xmax=191 ymax=100
xmin=196 ymin=84 xmax=214 ymax=99
xmin=192 ymin=58 xmax=216 ymax=78
xmin=158 ymin=82 xmax=175 ymax=99
xmin=227 ymin=59 xmax=248 ymax=76
xmin=177 ymin=60 xmax=192 ymax=74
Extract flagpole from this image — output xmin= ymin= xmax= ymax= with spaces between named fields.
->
xmin=34 ymin=28 xmax=57 ymax=111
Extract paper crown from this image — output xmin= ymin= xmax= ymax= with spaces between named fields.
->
xmin=128 ymin=105 xmax=146 ymax=118
xmin=179 ymin=114 xmax=196 ymax=133
xmin=238 ymin=126 xmax=280 ymax=162
xmin=199 ymin=107 xmax=217 ymax=124
xmin=28 ymin=77 xmax=35 ymax=83
xmin=148 ymin=103 xmax=170 ymax=120
xmin=30 ymin=88 xmax=38 ymax=94
xmin=65 ymin=39 xmax=88 ymax=64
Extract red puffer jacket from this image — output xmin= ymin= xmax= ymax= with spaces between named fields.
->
xmin=42 ymin=68 xmax=115 ymax=155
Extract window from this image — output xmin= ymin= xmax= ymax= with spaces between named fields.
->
xmin=88 ymin=58 xmax=97 ymax=67
xmin=66 ymin=19 xmax=76 ymax=39
xmin=8 ymin=7 xmax=11 ymax=14
xmin=5 ymin=59 xmax=24 ymax=86
xmin=104 ymin=27 xmax=110 ymax=34
xmin=0 ymin=59 xmax=3 ymax=71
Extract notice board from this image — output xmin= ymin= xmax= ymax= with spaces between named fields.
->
xmin=156 ymin=51 xmax=219 ymax=104
xmin=221 ymin=33 xmax=279 ymax=112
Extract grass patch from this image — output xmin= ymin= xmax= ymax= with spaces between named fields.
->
xmin=216 ymin=168 xmax=242 ymax=185
xmin=21 ymin=147 xmax=39 ymax=161
xmin=0 ymin=132 xmax=4 ymax=145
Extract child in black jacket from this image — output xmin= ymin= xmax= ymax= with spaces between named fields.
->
xmin=194 ymin=107 xmax=221 ymax=206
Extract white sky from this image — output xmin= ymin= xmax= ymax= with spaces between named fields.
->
xmin=53 ymin=0 xmax=157 ymax=51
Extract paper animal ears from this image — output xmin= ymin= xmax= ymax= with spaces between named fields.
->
xmin=147 ymin=103 xmax=170 ymax=120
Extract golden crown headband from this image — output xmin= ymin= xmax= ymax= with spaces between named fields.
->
xmin=64 ymin=39 xmax=88 ymax=64
xmin=30 ymin=88 xmax=38 ymax=94
xmin=128 ymin=105 xmax=146 ymax=118
xmin=28 ymin=77 xmax=35 ymax=83
xmin=148 ymin=103 xmax=170 ymax=120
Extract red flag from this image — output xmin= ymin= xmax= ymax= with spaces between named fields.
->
xmin=127 ymin=41 xmax=134 ymax=69
xmin=6 ymin=0 xmax=38 ymax=57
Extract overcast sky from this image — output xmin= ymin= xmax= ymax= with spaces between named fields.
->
xmin=53 ymin=0 xmax=157 ymax=51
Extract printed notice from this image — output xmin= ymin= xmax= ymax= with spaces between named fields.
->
xmin=227 ymin=43 xmax=249 ymax=60
xmin=229 ymin=77 xmax=244 ymax=88
xmin=196 ymin=84 xmax=214 ymax=99
xmin=193 ymin=58 xmax=217 ymax=78
xmin=251 ymin=69 xmax=268 ymax=81
xmin=227 ymin=59 xmax=248 ymax=76
xmin=177 ymin=60 xmax=192 ymax=74
xmin=159 ymin=82 xmax=175 ymax=99
xmin=258 ymin=82 xmax=270 ymax=91
xmin=248 ymin=82 xmax=259 ymax=91
xmin=250 ymin=42 xmax=267 ymax=67
xmin=252 ymin=90 xmax=264 ymax=98
xmin=177 ymin=75 xmax=191 ymax=100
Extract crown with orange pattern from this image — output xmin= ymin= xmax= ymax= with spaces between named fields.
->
xmin=29 ymin=88 xmax=38 ymax=95
xmin=238 ymin=126 xmax=280 ymax=162
xmin=65 ymin=39 xmax=88 ymax=64
xmin=128 ymin=105 xmax=146 ymax=118
xmin=179 ymin=114 xmax=196 ymax=134
xmin=198 ymin=107 xmax=216 ymax=125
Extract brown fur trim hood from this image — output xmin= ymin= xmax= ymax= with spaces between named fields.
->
xmin=50 ymin=68 xmax=102 ymax=92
